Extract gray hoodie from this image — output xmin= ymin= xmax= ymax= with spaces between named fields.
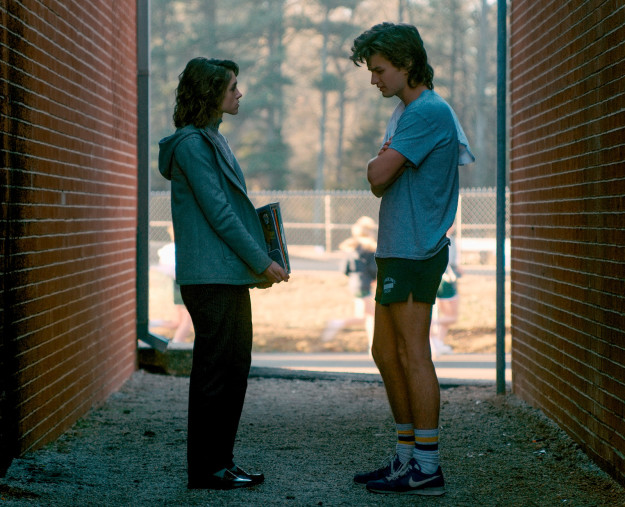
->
xmin=158 ymin=124 xmax=272 ymax=285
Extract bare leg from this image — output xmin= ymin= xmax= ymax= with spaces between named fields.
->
xmin=373 ymin=295 xmax=439 ymax=429
xmin=433 ymin=296 xmax=458 ymax=344
xmin=172 ymin=305 xmax=194 ymax=343
xmin=371 ymin=302 xmax=412 ymax=423
xmin=364 ymin=295 xmax=375 ymax=352
xmin=390 ymin=294 xmax=439 ymax=429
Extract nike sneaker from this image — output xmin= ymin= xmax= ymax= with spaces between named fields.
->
xmin=366 ymin=458 xmax=446 ymax=496
xmin=353 ymin=454 xmax=403 ymax=485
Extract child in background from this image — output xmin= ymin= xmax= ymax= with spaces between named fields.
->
xmin=154 ymin=225 xmax=194 ymax=344
xmin=430 ymin=225 xmax=460 ymax=356
xmin=322 ymin=216 xmax=378 ymax=352
xmin=430 ymin=264 xmax=458 ymax=357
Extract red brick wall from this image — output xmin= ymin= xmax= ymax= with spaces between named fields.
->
xmin=509 ymin=0 xmax=625 ymax=484
xmin=1 ymin=0 xmax=137 ymax=458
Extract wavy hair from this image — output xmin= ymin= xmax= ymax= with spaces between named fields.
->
xmin=173 ymin=57 xmax=239 ymax=129
xmin=350 ymin=22 xmax=434 ymax=90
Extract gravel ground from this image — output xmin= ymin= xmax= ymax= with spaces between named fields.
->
xmin=1 ymin=369 xmax=623 ymax=506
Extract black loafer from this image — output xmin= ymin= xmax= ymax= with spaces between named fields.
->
xmin=229 ymin=464 xmax=265 ymax=485
xmin=187 ymin=467 xmax=254 ymax=490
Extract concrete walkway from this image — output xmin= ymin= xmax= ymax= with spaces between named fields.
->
xmin=251 ymin=352 xmax=511 ymax=384
xmin=140 ymin=344 xmax=511 ymax=385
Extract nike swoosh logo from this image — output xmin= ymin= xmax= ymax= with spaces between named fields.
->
xmin=408 ymin=475 xmax=439 ymax=488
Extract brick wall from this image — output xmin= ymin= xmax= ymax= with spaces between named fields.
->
xmin=1 ymin=0 xmax=137 ymax=464
xmin=509 ymin=0 xmax=625 ymax=484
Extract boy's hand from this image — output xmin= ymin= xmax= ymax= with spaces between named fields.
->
xmin=377 ymin=137 xmax=392 ymax=156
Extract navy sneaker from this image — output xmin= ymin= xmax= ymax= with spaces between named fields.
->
xmin=366 ymin=458 xmax=446 ymax=496
xmin=353 ymin=454 xmax=403 ymax=485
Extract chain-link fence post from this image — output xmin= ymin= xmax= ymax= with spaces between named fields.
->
xmin=457 ymin=193 xmax=463 ymax=265
xmin=324 ymin=194 xmax=331 ymax=252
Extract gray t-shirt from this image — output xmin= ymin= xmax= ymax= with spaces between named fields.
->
xmin=376 ymin=90 xmax=466 ymax=260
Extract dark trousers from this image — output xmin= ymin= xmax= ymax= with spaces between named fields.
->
xmin=180 ymin=284 xmax=252 ymax=478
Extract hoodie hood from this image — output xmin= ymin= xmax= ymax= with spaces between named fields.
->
xmin=158 ymin=125 xmax=202 ymax=181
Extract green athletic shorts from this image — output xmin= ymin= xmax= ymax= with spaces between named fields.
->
xmin=437 ymin=279 xmax=457 ymax=299
xmin=375 ymin=247 xmax=449 ymax=306
xmin=173 ymin=280 xmax=183 ymax=305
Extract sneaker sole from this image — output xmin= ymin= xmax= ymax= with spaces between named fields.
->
xmin=367 ymin=485 xmax=446 ymax=496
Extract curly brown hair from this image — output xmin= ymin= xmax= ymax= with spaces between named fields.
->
xmin=350 ymin=22 xmax=434 ymax=90
xmin=173 ymin=57 xmax=239 ymax=129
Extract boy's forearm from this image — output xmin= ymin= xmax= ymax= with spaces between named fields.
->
xmin=368 ymin=163 xmax=406 ymax=197
xmin=366 ymin=144 xmax=407 ymax=192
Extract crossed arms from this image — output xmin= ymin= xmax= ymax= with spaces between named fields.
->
xmin=367 ymin=138 xmax=408 ymax=197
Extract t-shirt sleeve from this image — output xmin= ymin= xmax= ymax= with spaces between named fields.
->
xmin=388 ymin=107 xmax=440 ymax=169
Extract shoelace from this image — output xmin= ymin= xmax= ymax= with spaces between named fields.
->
xmin=386 ymin=460 xmax=413 ymax=481
xmin=375 ymin=454 xmax=397 ymax=472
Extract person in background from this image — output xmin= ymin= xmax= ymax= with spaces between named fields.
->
xmin=152 ymin=225 xmax=194 ymax=344
xmin=430 ymin=264 xmax=458 ymax=357
xmin=322 ymin=216 xmax=378 ymax=351
xmin=158 ymin=57 xmax=289 ymax=490
xmin=430 ymin=224 xmax=460 ymax=356
xmin=349 ymin=22 xmax=474 ymax=496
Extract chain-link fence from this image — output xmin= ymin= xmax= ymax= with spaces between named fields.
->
xmin=149 ymin=188 xmax=509 ymax=265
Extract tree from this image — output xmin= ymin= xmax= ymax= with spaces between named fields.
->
xmin=340 ymin=107 xmax=389 ymax=190
xmin=150 ymin=0 xmax=219 ymax=191
xmin=148 ymin=0 xmax=498 ymax=190
xmin=292 ymin=0 xmax=363 ymax=190
xmin=220 ymin=0 xmax=291 ymax=189
xmin=406 ymin=0 xmax=498 ymax=188
xmin=149 ymin=0 xmax=291 ymax=190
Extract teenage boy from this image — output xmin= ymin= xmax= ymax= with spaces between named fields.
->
xmin=350 ymin=22 xmax=474 ymax=496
